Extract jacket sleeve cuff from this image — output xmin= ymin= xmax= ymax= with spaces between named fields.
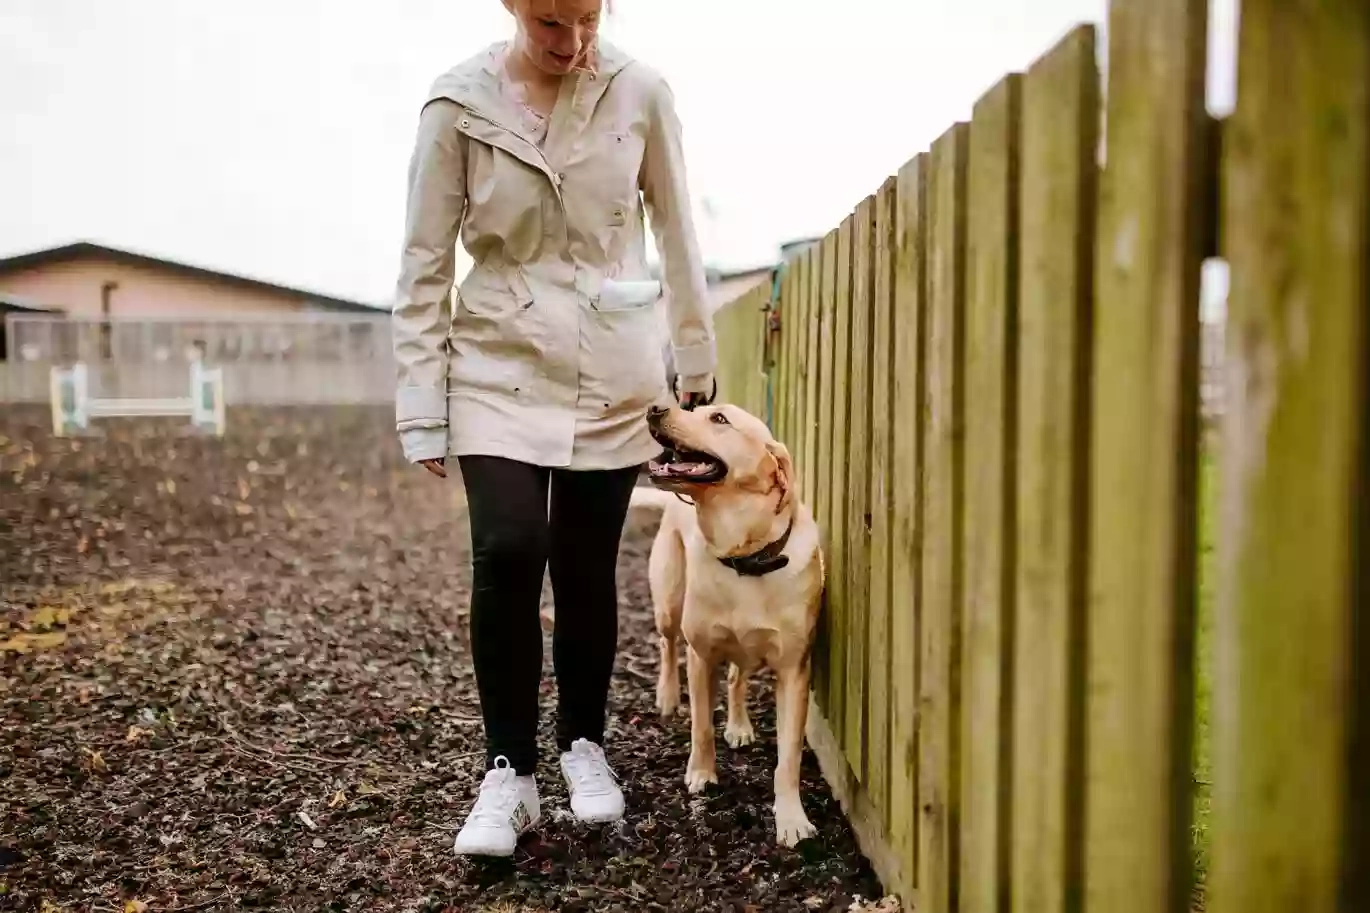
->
xmin=671 ymin=339 xmax=716 ymax=378
xmin=678 ymin=372 xmax=713 ymax=395
xmin=400 ymin=427 xmax=448 ymax=463
xmin=396 ymin=385 xmax=447 ymax=428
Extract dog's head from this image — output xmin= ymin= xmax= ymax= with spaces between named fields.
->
xmin=645 ymin=402 xmax=794 ymax=510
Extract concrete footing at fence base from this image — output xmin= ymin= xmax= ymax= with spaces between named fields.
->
xmin=805 ymin=696 xmax=912 ymax=912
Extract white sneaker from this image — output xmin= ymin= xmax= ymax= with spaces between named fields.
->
xmin=452 ymin=756 xmax=540 ymax=857
xmin=559 ymin=738 xmax=625 ymax=824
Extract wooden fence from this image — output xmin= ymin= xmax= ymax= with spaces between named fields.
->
xmin=712 ymin=1 xmax=1368 ymax=911
xmin=0 ymin=314 xmax=394 ymax=405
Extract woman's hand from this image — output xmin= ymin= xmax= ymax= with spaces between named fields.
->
xmin=675 ymin=373 xmax=717 ymax=410
xmin=419 ymin=458 xmax=447 ymax=478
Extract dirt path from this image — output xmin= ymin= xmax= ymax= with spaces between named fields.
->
xmin=1 ymin=406 xmax=882 ymax=913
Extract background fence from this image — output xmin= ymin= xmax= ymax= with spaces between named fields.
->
xmin=0 ymin=314 xmax=393 ymax=404
xmin=713 ymin=1 xmax=1367 ymax=911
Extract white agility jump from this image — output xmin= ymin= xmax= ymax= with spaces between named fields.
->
xmin=49 ymin=360 xmax=227 ymax=437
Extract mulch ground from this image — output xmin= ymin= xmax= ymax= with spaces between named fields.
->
xmin=0 ymin=405 xmax=884 ymax=913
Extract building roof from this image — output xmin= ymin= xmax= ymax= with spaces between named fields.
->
xmin=0 ymin=241 xmax=383 ymax=313
xmin=0 ymin=292 xmax=56 ymax=313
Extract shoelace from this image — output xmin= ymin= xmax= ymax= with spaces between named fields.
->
xmin=467 ymin=758 xmax=522 ymax=828
xmin=564 ymin=741 xmax=618 ymax=796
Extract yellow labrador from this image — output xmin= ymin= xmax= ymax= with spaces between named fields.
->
xmin=644 ymin=402 xmax=825 ymax=847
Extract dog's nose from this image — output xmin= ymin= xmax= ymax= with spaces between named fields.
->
xmin=647 ymin=404 xmax=669 ymax=421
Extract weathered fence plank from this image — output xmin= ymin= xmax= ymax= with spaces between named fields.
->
xmin=844 ymin=195 xmax=876 ymax=774
xmin=1212 ymin=0 xmax=1370 ymax=911
xmin=919 ymin=121 xmax=969 ymax=913
xmin=961 ymin=72 xmax=1022 ymax=913
xmin=801 ymin=244 xmax=822 ymax=502
xmin=889 ymin=152 xmax=928 ymax=900
xmin=866 ymin=176 xmax=899 ymax=836
xmin=827 ymin=214 xmax=855 ymax=737
xmin=788 ymin=252 xmax=810 ymax=450
xmin=1011 ymin=24 xmax=1098 ymax=913
xmin=813 ymin=229 xmax=839 ymax=706
xmin=1084 ymin=1 xmax=1209 ymax=912
xmin=774 ymin=262 xmax=796 ymax=444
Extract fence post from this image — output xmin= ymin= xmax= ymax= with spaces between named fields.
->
xmin=813 ymin=228 xmax=839 ymax=715
xmin=889 ymin=153 xmax=929 ymax=903
xmin=866 ymin=175 xmax=900 ymax=862
xmin=825 ymin=213 xmax=856 ymax=744
xmin=960 ymin=71 xmax=1022 ymax=913
xmin=845 ymin=195 xmax=877 ymax=775
xmin=1011 ymin=24 xmax=1099 ymax=913
xmin=1212 ymin=0 xmax=1370 ymax=910
xmin=919 ymin=119 xmax=969 ymax=913
xmin=1083 ymin=1 xmax=1209 ymax=912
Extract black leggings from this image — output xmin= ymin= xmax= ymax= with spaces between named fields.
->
xmin=458 ymin=454 xmax=641 ymax=776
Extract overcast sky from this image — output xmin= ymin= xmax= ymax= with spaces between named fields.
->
xmin=0 ymin=1 xmax=1235 ymax=311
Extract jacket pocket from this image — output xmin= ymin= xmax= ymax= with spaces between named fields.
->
xmin=456 ymin=266 xmax=534 ymax=320
xmin=579 ymin=281 xmax=668 ymax=410
xmin=448 ymin=268 xmax=539 ymax=397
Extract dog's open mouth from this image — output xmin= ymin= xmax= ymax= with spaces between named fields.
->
xmin=647 ymin=445 xmax=727 ymax=485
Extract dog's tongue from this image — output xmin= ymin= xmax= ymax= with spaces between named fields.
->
xmin=667 ymin=460 xmax=712 ymax=477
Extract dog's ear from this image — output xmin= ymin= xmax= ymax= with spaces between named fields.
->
xmin=765 ymin=439 xmax=795 ymax=512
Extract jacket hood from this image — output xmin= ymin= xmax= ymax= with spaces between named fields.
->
xmin=426 ymin=39 xmax=635 ymax=114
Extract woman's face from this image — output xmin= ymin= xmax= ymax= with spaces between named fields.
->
xmin=507 ymin=0 xmax=604 ymax=76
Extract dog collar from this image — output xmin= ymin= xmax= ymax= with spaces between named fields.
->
xmin=718 ymin=516 xmax=794 ymax=577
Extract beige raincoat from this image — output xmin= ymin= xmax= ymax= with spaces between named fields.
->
xmin=391 ymin=39 xmax=716 ymax=471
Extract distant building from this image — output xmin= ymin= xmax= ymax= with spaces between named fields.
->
xmin=652 ymin=235 xmax=825 ymax=315
xmin=0 ymin=295 xmax=56 ymax=360
xmin=0 ymin=241 xmax=380 ymax=322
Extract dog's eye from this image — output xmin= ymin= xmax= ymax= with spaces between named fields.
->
xmin=709 ymin=412 xmax=730 ymax=426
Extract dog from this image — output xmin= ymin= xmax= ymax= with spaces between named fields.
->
xmin=644 ymin=401 xmax=825 ymax=847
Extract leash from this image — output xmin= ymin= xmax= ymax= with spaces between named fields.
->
xmin=761 ymin=261 xmax=786 ymax=431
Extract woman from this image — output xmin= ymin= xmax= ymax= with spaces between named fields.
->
xmin=390 ymin=0 xmax=716 ymax=857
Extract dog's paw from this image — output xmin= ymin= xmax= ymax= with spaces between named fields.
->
xmin=724 ymin=721 xmax=756 ymax=748
xmin=655 ymin=691 xmax=680 ymax=719
xmin=684 ymin=766 xmax=718 ymax=794
xmin=774 ymin=803 xmax=817 ymax=847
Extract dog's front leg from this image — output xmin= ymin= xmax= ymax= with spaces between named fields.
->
xmin=773 ymin=659 xmax=816 ymax=846
xmin=684 ymin=646 xmax=719 ymax=792
xmin=724 ymin=663 xmax=756 ymax=748
xmin=656 ymin=631 xmax=680 ymax=718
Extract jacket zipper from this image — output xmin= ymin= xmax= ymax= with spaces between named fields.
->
xmin=454 ymin=107 xmax=566 ymax=207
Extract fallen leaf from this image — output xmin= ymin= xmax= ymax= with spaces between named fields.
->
xmin=85 ymin=749 xmax=107 ymax=773
xmin=125 ymin=900 xmax=150 ymax=913
xmin=165 ymin=478 xmax=177 ymax=495
xmin=39 ymin=900 xmax=62 ymax=913
xmin=297 ymin=810 xmax=317 ymax=830
xmin=126 ymin=726 xmax=151 ymax=744
xmin=28 ymin=606 xmax=59 ymax=629
xmin=312 ymin=837 xmax=326 ymax=849
xmin=0 ymin=631 xmax=68 ymax=653
xmin=356 ymin=782 xmax=381 ymax=796
xmin=328 ymin=790 xmax=347 ymax=809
